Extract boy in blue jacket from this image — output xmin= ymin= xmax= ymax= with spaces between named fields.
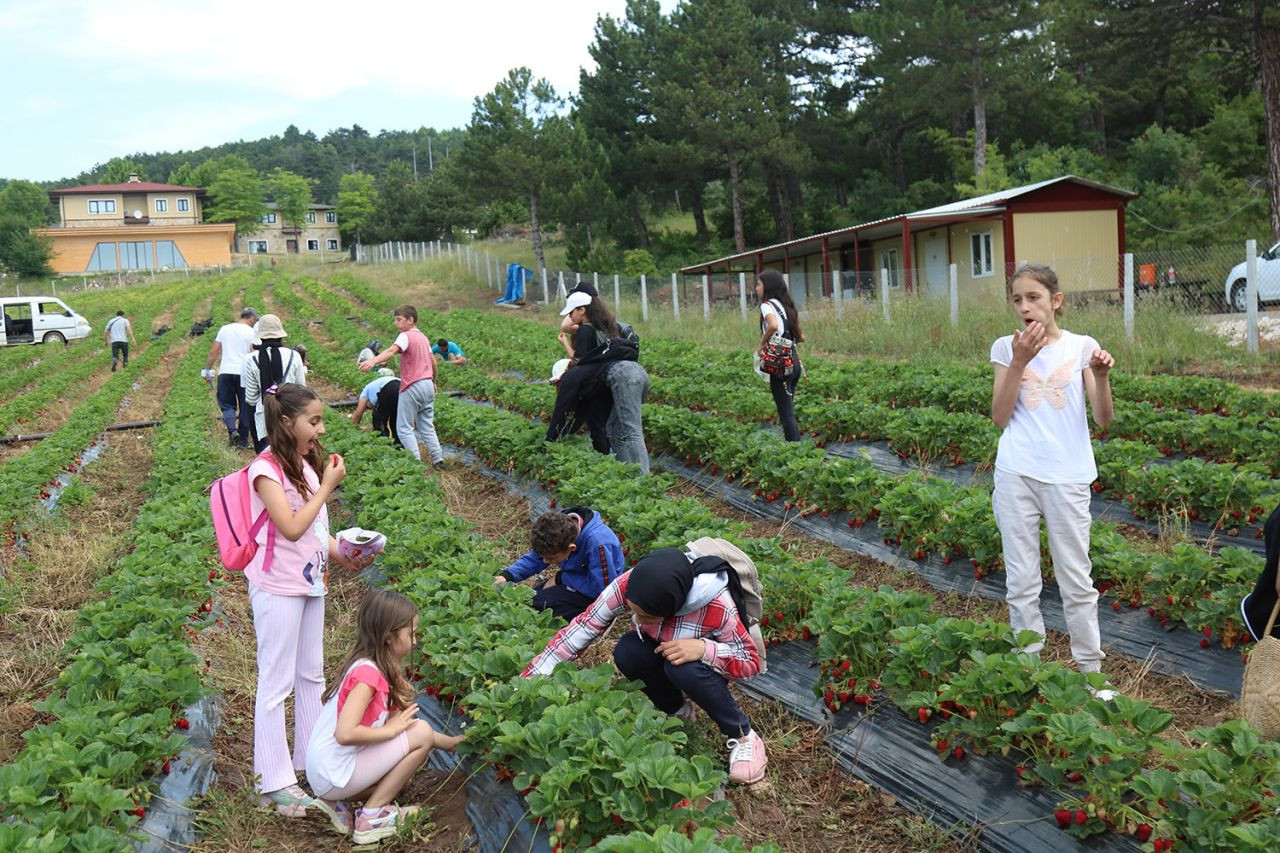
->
xmin=493 ymin=507 xmax=625 ymax=621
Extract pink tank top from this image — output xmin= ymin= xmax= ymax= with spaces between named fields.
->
xmin=397 ymin=327 xmax=434 ymax=391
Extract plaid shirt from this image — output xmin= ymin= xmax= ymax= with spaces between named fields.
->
xmin=523 ymin=571 xmax=760 ymax=679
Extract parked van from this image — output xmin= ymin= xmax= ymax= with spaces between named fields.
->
xmin=0 ymin=296 xmax=93 ymax=346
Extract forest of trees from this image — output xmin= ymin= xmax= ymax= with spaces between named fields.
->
xmin=1 ymin=0 xmax=1277 ymax=279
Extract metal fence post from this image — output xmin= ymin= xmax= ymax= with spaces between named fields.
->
xmin=880 ymin=268 xmax=890 ymax=323
xmin=701 ymin=273 xmax=710 ymax=322
xmin=541 ymin=267 xmax=550 ymax=304
xmin=671 ymin=273 xmax=680 ymax=321
xmin=949 ymin=263 xmax=958 ymax=329
xmin=1247 ymin=239 xmax=1259 ymax=354
xmin=1123 ymin=253 xmax=1135 ymax=344
xmin=832 ymin=269 xmax=842 ymax=320
xmin=613 ymin=274 xmax=620 ymax=312
xmin=739 ymin=272 xmax=748 ymax=320
xmin=640 ymin=274 xmax=649 ymax=321
xmin=557 ymin=270 xmax=566 ymax=301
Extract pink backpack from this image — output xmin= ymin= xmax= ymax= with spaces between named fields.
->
xmin=208 ymin=452 xmax=283 ymax=572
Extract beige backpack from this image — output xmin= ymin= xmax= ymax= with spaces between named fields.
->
xmin=685 ymin=537 xmax=767 ymax=674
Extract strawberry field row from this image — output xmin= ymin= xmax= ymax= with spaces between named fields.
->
xmin=281 ymin=274 xmax=1280 ymax=852
xmin=0 ymin=286 xmax=189 ymax=435
xmin=0 ymin=286 xmax=209 ymax=552
xmin=0 ymin=280 xmax=239 ymax=849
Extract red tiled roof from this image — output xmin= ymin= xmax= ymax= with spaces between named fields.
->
xmin=49 ymin=182 xmax=204 ymax=195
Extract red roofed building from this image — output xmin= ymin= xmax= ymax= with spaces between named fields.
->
xmin=34 ymin=172 xmax=235 ymax=273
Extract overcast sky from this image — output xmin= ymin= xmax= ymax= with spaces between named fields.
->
xmin=2 ymin=0 xmax=672 ymax=183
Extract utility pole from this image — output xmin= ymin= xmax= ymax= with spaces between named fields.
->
xmin=427 ymin=137 xmax=434 ymax=172
xmin=412 ymin=145 xmax=418 ymax=181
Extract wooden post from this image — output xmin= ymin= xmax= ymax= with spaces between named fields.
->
xmin=1123 ymin=253 xmax=1135 ymax=344
xmin=1246 ymin=239 xmax=1259 ymax=354
xmin=949 ymin=263 xmax=958 ymax=329
xmin=880 ymin=268 xmax=890 ymax=323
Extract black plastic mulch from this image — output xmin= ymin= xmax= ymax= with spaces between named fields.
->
xmin=134 ymin=694 xmax=224 ymax=852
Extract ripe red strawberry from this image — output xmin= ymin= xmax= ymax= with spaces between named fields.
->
xmin=918 ymin=708 xmax=931 ymax=723
xmin=952 ymin=746 xmax=966 ymax=760
xmin=162 ymin=760 xmax=171 ymax=774
xmin=1200 ymin=638 xmax=1209 ymax=648
xmin=935 ymin=738 xmax=949 ymax=752
xmin=1074 ymin=809 xmax=1087 ymax=825
xmin=133 ymin=807 xmax=145 ymax=818
xmin=1054 ymin=809 xmax=1071 ymax=828
xmin=176 ymin=718 xmax=190 ymax=730
xmin=1135 ymin=823 xmax=1152 ymax=842
xmin=774 ymin=611 xmax=784 ymax=623
xmin=1112 ymin=601 xmax=1121 ymax=611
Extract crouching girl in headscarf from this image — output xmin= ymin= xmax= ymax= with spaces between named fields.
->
xmin=521 ymin=548 xmax=768 ymax=784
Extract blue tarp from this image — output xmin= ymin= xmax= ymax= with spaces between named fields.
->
xmin=496 ymin=263 xmax=531 ymax=304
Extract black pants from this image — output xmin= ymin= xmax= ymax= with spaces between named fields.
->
xmin=111 ymin=341 xmax=129 ymax=367
xmin=612 ymin=631 xmax=750 ymax=738
xmin=371 ymin=382 xmax=403 ymax=448
xmin=769 ymin=374 xmax=800 ymax=441
xmin=216 ymin=373 xmax=252 ymax=444
xmin=530 ymin=576 xmax=595 ymax=622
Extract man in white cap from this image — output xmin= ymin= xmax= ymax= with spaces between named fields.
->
xmin=204 ymin=306 xmax=258 ymax=447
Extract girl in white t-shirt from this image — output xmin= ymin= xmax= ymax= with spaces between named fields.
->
xmin=990 ymin=263 xmax=1116 ymax=690
xmin=246 ymin=384 xmax=373 ymax=819
xmin=306 ymin=590 xmax=463 ymax=844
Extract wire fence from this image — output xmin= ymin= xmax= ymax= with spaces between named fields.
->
xmin=359 ymin=238 xmax=1279 ymax=354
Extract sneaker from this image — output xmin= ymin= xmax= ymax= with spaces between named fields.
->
xmin=255 ymin=783 xmax=314 ymax=817
xmin=726 ymin=730 xmax=768 ymax=784
xmin=673 ymin=699 xmax=697 ymax=725
xmin=313 ymin=798 xmax=351 ymax=836
xmin=433 ymin=460 xmax=446 ymax=469
xmin=353 ymin=805 xmax=414 ymax=844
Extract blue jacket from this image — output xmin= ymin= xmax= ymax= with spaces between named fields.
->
xmin=499 ymin=506 xmax=624 ymax=600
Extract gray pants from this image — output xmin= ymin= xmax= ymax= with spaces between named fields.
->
xmin=396 ymin=378 xmax=443 ymax=464
xmin=604 ymin=361 xmax=650 ymax=473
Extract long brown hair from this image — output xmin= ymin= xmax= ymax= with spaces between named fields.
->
xmin=584 ymin=296 xmax=620 ymax=339
xmin=757 ymin=269 xmax=803 ymax=341
xmin=323 ymin=589 xmax=418 ymax=710
xmin=261 ymin=383 xmax=326 ymax=497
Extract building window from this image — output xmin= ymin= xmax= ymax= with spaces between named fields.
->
xmin=155 ymin=240 xmax=187 ymax=269
xmin=326 ymin=239 xmax=339 ymax=250
xmin=154 ymin=198 xmax=168 ymax=212
xmin=305 ymin=211 xmax=316 ymax=223
xmin=971 ymin=231 xmax=994 ymax=278
xmin=261 ymin=212 xmax=277 ymax=224
xmin=880 ymin=248 xmax=900 ymax=288
xmin=86 ymin=242 xmax=119 ymax=271
xmin=325 ymin=211 xmax=336 ymax=223
xmin=119 ymin=241 xmax=153 ymax=270
xmin=306 ymin=239 xmax=319 ymax=251
xmin=88 ymin=199 xmax=117 ymax=214
xmin=177 ymin=197 xmax=190 ymax=212
xmin=248 ymin=241 xmax=268 ymax=253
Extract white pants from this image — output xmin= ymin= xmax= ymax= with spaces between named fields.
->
xmin=992 ymin=470 xmax=1103 ymax=670
xmin=249 ymin=583 xmax=326 ymax=793
xmin=396 ymin=379 xmax=443 ymax=464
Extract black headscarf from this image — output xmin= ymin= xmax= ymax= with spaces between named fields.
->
xmin=257 ymin=339 xmax=286 ymax=389
xmin=625 ymin=547 xmax=747 ymax=619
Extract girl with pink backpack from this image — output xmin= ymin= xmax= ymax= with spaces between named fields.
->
xmin=236 ymin=383 xmax=374 ymax=820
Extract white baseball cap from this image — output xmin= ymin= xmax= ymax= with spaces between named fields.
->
xmin=559 ymin=291 xmax=592 ymax=316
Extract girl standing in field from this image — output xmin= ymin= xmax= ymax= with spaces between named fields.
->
xmin=306 ymin=589 xmax=463 ymax=843
xmin=241 ymin=314 xmax=308 ymax=451
xmin=990 ymin=263 xmax=1116 ymax=695
xmin=244 ymin=383 xmax=372 ymax=818
xmin=754 ymin=270 xmax=804 ymax=441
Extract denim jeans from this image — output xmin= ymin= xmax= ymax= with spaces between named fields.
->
xmin=216 ymin=373 xmax=252 ymax=443
xmin=612 ymin=631 xmax=750 ymax=738
xmin=605 ymin=361 xmax=650 ymax=473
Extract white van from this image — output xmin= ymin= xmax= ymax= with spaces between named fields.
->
xmin=0 ymin=296 xmax=93 ymax=346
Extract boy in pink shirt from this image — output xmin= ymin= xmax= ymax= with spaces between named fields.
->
xmin=359 ymin=304 xmax=444 ymax=467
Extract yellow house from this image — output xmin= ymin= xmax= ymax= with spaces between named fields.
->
xmin=681 ymin=176 xmax=1138 ymax=307
xmin=34 ymin=173 xmax=235 ymax=273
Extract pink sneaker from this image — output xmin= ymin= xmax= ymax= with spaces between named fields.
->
xmin=726 ymin=730 xmax=767 ymax=784
xmin=352 ymin=804 xmax=418 ymax=845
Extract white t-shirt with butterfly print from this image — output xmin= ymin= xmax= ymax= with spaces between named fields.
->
xmin=990 ymin=330 xmax=1100 ymax=484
